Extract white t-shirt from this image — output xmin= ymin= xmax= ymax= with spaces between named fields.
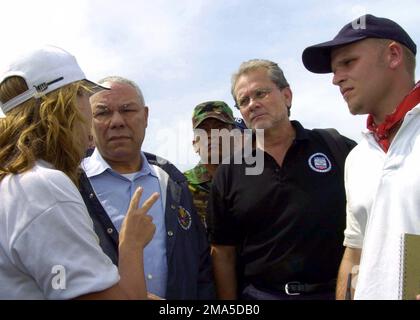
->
xmin=0 ymin=161 xmax=119 ymax=299
xmin=344 ymin=104 xmax=420 ymax=299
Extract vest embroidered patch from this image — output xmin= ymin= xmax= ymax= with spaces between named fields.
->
xmin=177 ymin=206 xmax=192 ymax=230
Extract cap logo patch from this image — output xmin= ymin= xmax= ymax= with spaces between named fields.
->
xmin=178 ymin=206 xmax=192 ymax=230
xmin=34 ymin=77 xmax=64 ymax=93
xmin=308 ymin=153 xmax=331 ymax=173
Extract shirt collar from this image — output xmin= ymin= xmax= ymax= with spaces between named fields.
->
xmin=362 ymin=103 xmax=420 ymax=138
xmin=243 ymin=120 xmax=308 ymax=162
xmin=366 ymin=82 xmax=420 ymax=152
xmin=82 ymin=148 xmax=157 ymax=179
xmin=36 ymin=159 xmax=55 ymax=169
xmin=290 ymin=120 xmax=310 ymax=141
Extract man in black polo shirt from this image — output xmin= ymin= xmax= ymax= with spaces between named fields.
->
xmin=207 ymin=59 xmax=356 ymax=300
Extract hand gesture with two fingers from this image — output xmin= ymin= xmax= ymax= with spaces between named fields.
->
xmin=119 ymin=187 xmax=160 ymax=250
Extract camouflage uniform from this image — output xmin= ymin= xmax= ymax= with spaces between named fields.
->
xmin=184 ymin=163 xmax=212 ymax=228
xmin=185 ymin=101 xmax=236 ymax=228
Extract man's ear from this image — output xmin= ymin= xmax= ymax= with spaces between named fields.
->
xmin=387 ymin=41 xmax=404 ymax=70
xmin=282 ymin=87 xmax=293 ymax=110
xmin=144 ymin=106 xmax=149 ymax=128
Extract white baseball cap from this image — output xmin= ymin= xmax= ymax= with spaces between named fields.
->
xmin=0 ymin=45 xmax=108 ymax=114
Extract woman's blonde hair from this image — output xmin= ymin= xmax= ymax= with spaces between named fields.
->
xmin=0 ymin=76 xmax=88 ymax=185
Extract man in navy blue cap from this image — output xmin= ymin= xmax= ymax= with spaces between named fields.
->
xmin=303 ymin=14 xmax=419 ymax=300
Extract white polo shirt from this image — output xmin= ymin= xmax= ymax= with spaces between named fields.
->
xmin=0 ymin=161 xmax=119 ymax=299
xmin=344 ymin=104 xmax=420 ymax=299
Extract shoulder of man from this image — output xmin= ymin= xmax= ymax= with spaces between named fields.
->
xmin=144 ymin=151 xmax=187 ymax=183
xmin=184 ymin=163 xmax=212 ymax=186
xmin=312 ymin=128 xmax=357 ymax=151
xmin=311 ymin=128 xmax=357 ymax=175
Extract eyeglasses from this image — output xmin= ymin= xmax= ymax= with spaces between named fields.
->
xmin=235 ymin=87 xmax=273 ymax=109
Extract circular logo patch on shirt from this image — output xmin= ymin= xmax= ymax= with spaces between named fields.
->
xmin=308 ymin=153 xmax=332 ymax=173
xmin=178 ymin=206 xmax=192 ymax=230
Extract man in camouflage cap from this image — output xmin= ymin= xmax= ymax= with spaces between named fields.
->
xmin=184 ymin=101 xmax=243 ymax=228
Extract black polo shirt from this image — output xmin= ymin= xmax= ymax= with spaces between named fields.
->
xmin=207 ymin=121 xmax=355 ymax=290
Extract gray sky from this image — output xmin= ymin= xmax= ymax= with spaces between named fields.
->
xmin=1 ymin=0 xmax=418 ymax=171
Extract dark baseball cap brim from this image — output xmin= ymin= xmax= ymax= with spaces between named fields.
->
xmin=302 ymin=35 xmax=368 ymax=73
xmin=302 ymin=14 xmax=417 ymax=74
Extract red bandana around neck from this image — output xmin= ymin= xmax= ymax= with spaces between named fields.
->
xmin=367 ymin=81 xmax=420 ymax=152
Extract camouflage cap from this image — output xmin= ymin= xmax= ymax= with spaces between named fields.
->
xmin=192 ymin=101 xmax=236 ymax=129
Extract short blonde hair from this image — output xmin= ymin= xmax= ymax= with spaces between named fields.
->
xmin=402 ymin=45 xmax=416 ymax=81
xmin=0 ymin=76 xmax=87 ymax=185
xmin=376 ymin=38 xmax=416 ymax=80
